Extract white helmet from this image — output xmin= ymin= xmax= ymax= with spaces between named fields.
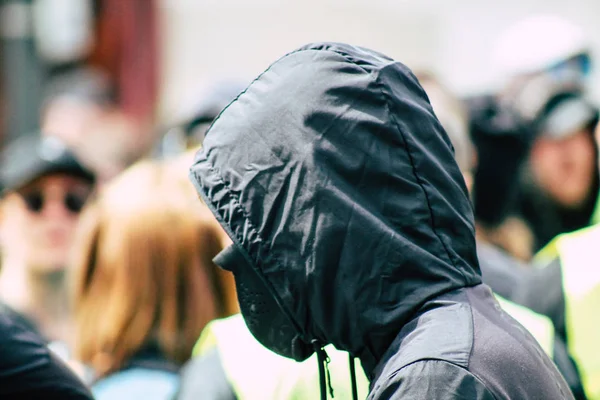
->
xmin=492 ymin=15 xmax=589 ymax=79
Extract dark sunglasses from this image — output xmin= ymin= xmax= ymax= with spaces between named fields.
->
xmin=20 ymin=191 xmax=88 ymax=214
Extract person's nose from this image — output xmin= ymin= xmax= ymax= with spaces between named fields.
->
xmin=559 ymin=135 xmax=586 ymax=161
xmin=40 ymin=196 xmax=72 ymax=219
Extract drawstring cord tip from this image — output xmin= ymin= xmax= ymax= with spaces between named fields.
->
xmin=312 ymin=340 xmax=335 ymax=399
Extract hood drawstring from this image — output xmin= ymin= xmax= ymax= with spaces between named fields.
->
xmin=313 ymin=341 xmax=334 ymax=399
xmin=349 ymin=354 xmax=358 ymax=400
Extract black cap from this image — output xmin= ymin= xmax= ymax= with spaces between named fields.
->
xmin=537 ymin=94 xmax=599 ymax=139
xmin=0 ymin=135 xmax=95 ymax=194
xmin=503 ymin=74 xmax=599 ymax=141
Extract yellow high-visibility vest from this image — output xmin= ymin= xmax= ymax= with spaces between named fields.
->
xmin=193 ymin=296 xmax=555 ymax=400
xmin=536 ymin=225 xmax=600 ymax=400
xmin=194 ymin=314 xmax=369 ymax=399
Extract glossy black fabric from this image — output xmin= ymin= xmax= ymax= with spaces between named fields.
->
xmin=189 ymin=42 xmax=572 ymax=398
xmin=190 ymin=41 xmax=479 ymax=369
xmin=0 ymin=301 xmax=45 ymax=341
xmin=213 ymin=243 xmax=312 ymax=360
xmin=0 ymin=312 xmax=93 ymax=399
xmin=368 ymin=285 xmax=573 ymax=399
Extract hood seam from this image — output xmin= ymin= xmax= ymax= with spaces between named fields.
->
xmin=375 ymin=66 xmax=468 ymax=283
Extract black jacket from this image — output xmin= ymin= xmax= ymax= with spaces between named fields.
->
xmin=0 ymin=312 xmax=93 ymax=399
xmin=189 ymin=42 xmax=573 ymax=399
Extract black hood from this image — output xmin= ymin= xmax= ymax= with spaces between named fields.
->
xmin=189 ymin=42 xmax=481 ymax=374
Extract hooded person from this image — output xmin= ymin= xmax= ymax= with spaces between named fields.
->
xmin=189 ymin=42 xmax=573 ymax=398
xmin=174 ymin=72 xmax=581 ymax=400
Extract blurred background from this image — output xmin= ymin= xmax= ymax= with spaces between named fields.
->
xmin=2 ymin=1 xmax=600 ymax=399
xmin=1 ymin=0 xmax=599 ymax=150
xmin=159 ymin=0 xmax=600 ymax=121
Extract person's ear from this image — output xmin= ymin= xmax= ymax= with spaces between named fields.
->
xmin=463 ymin=172 xmax=474 ymax=195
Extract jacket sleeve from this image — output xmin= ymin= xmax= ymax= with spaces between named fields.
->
xmin=0 ymin=313 xmax=93 ymax=399
xmin=369 ymin=360 xmax=495 ymax=400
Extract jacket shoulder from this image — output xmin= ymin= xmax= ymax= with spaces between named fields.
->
xmin=0 ymin=313 xmax=93 ymax=399
xmin=368 ymin=359 xmax=495 ymax=400
xmin=372 ymin=292 xmax=475 ymax=374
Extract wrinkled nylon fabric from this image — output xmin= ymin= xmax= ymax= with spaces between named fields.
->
xmin=188 ymin=42 xmax=572 ymax=398
xmin=189 ymin=42 xmax=480 ymax=372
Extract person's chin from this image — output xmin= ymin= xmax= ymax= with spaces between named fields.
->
xmin=30 ymin=253 xmax=68 ymax=275
xmin=555 ymin=187 xmax=591 ymax=209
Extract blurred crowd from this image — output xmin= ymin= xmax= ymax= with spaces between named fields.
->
xmin=1 ymin=3 xmax=600 ymax=399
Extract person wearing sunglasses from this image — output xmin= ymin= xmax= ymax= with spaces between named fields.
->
xmin=0 ymin=134 xmax=95 ymax=347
